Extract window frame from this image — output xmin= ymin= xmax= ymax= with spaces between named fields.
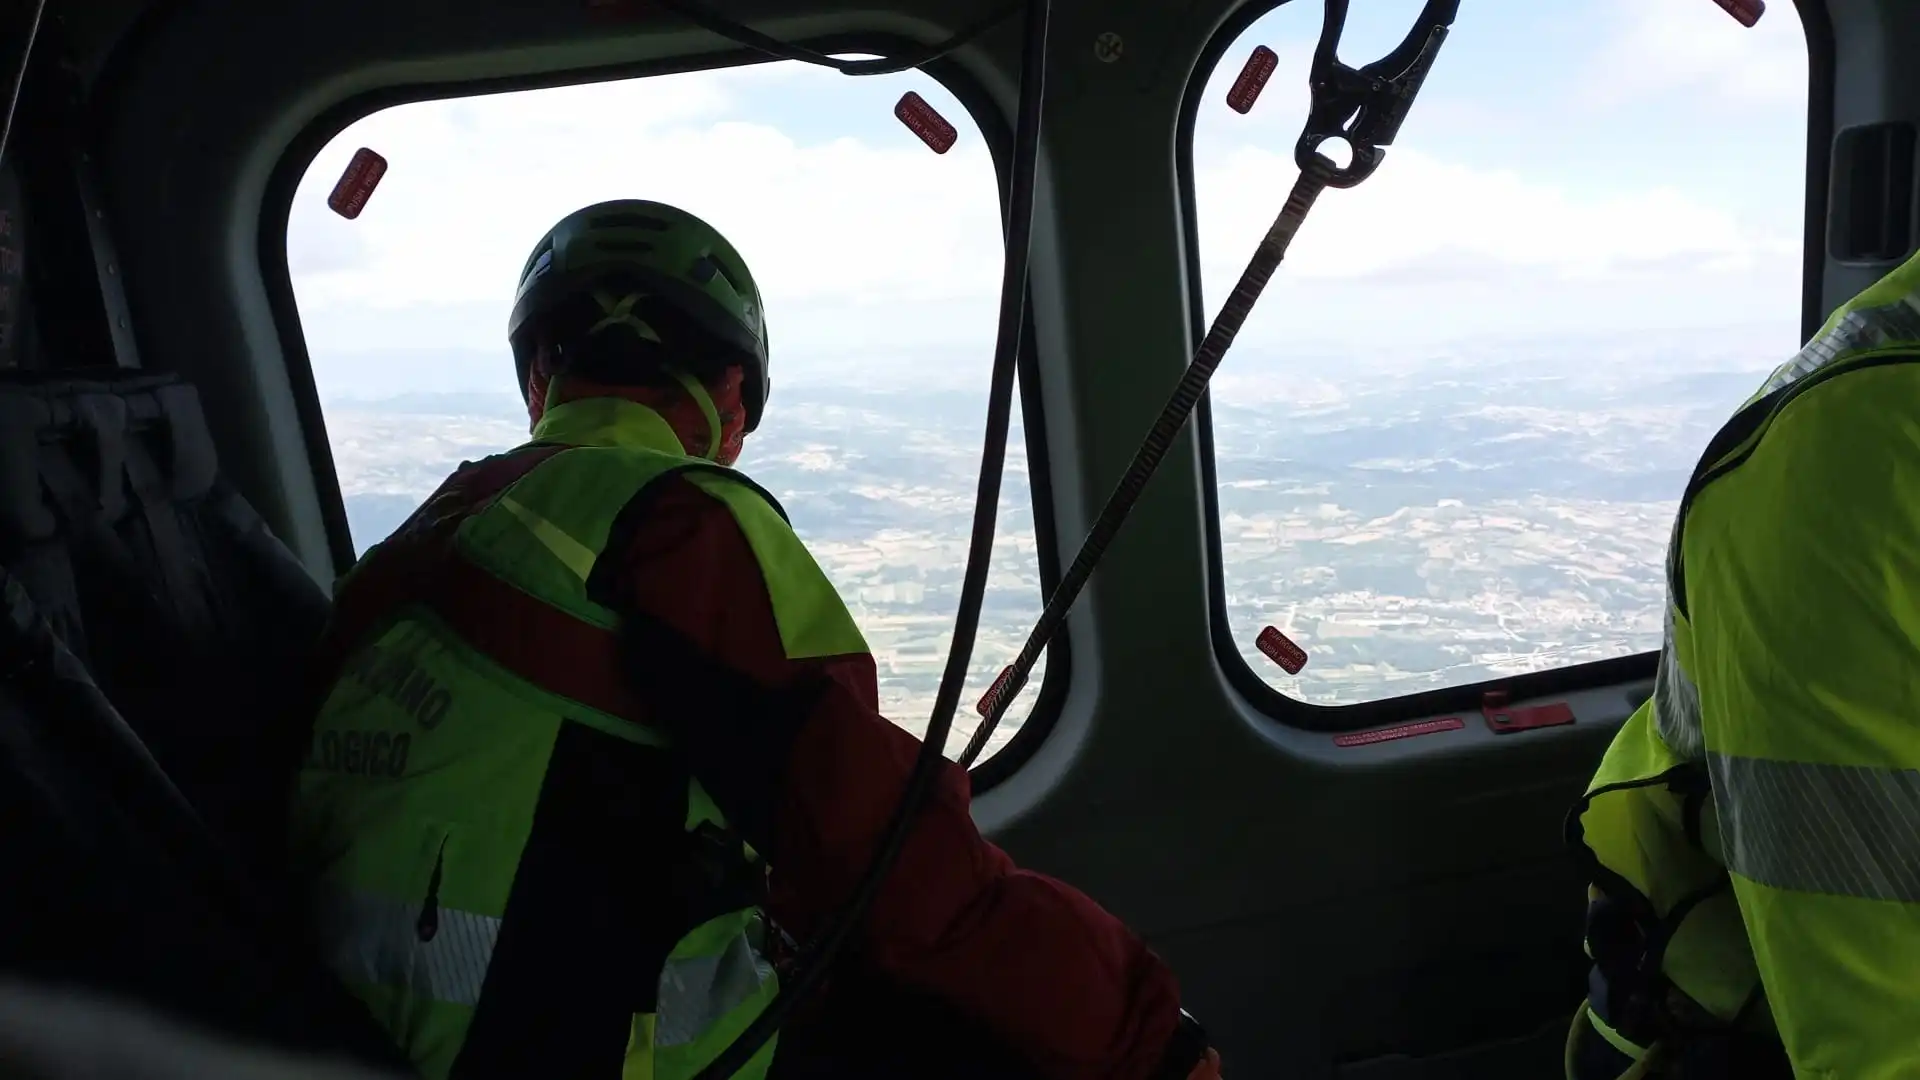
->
xmin=1176 ymin=0 xmax=1836 ymax=732
xmin=256 ymin=33 xmax=1072 ymax=780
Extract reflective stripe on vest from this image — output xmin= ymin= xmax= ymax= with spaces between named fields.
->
xmin=318 ymin=888 xmax=498 ymax=1008
xmin=317 ymin=885 xmax=773 ymax=1049
xmin=1706 ymin=754 xmax=1920 ymax=904
xmin=292 ymin=396 xmax=865 ymax=1080
xmin=1567 ymin=251 xmax=1920 ymax=1078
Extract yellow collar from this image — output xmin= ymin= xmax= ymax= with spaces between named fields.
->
xmin=530 ymin=396 xmax=692 ymax=457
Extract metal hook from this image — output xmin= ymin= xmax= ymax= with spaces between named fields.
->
xmin=1296 ymin=0 xmax=1460 ymax=189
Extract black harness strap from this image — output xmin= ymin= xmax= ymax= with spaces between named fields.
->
xmin=116 ymin=405 xmax=215 ymax=642
xmin=36 ymin=435 xmax=166 ymax=621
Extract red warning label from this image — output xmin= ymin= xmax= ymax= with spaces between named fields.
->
xmin=1226 ymin=45 xmax=1279 ymax=114
xmin=1255 ymin=626 xmax=1308 ymax=674
xmin=1332 ymin=717 xmax=1465 ymax=748
xmin=976 ymin=665 xmax=1026 ymax=718
xmin=1710 ymin=0 xmax=1764 ymax=25
xmin=895 ymin=92 xmax=958 ymax=154
xmin=1484 ymin=700 xmax=1576 ymax=734
xmin=327 ymin=147 xmax=388 ymax=220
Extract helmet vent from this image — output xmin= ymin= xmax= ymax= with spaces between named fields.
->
xmin=594 ymin=239 xmax=656 ymax=254
xmin=591 ymin=212 xmax=670 ymax=231
xmin=706 ymin=257 xmax=744 ymax=294
xmin=520 ymin=240 xmax=554 ymax=283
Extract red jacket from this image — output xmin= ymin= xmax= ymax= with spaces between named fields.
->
xmin=611 ymin=475 xmax=1185 ymax=1080
xmin=315 ymin=447 xmax=1188 ymax=1080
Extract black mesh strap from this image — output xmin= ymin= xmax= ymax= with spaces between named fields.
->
xmin=116 ymin=413 xmax=213 ymax=641
xmin=36 ymin=437 xmax=161 ymax=615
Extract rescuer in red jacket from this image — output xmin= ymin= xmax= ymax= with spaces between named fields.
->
xmin=293 ymin=199 xmax=1223 ymax=1080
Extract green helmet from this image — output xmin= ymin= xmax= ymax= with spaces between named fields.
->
xmin=507 ymin=199 xmax=771 ymax=431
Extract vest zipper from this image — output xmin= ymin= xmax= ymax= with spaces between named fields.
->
xmin=416 ymin=835 xmax=448 ymax=943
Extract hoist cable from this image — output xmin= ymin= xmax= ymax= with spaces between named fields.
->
xmin=653 ymin=0 xmax=1021 ymax=76
xmin=959 ymin=165 xmax=1331 ymax=764
xmin=0 ymin=0 xmax=48 ymax=172
xmin=958 ymin=0 xmax=1460 ymax=767
xmin=686 ymin=0 xmax=1051 ymax=1070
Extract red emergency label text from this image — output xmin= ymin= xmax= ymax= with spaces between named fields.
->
xmin=895 ymin=92 xmax=958 ymax=154
xmin=328 ymin=147 xmax=389 ymax=220
xmin=1332 ymin=717 xmax=1465 ymax=748
xmin=1710 ymin=0 xmax=1764 ymax=26
xmin=1256 ymin=626 xmax=1308 ymax=674
xmin=976 ymin=664 xmax=1026 ymax=718
xmin=1227 ymin=45 xmax=1279 ymax=114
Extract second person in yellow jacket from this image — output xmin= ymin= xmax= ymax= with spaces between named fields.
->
xmin=1567 ymin=246 xmax=1920 ymax=1079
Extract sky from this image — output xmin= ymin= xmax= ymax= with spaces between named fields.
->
xmin=286 ymin=0 xmax=1812 ymax=402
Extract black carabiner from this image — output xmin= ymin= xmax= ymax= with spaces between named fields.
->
xmin=1297 ymin=0 xmax=1460 ymax=188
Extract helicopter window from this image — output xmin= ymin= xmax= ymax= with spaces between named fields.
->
xmin=283 ymin=60 xmax=1047 ymax=762
xmin=1188 ymin=0 xmax=1809 ymax=707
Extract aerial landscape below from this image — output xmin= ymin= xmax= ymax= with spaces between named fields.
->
xmin=322 ymin=323 xmax=1786 ymax=758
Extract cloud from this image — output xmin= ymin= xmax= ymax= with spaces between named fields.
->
xmin=1581 ymin=0 xmax=1808 ymax=108
xmin=1194 ymin=143 xmax=1796 ymax=287
xmin=1190 ymin=141 xmax=1804 ymax=345
xmin=1178 ymin=0 xmax=1805 ymax=348
xmin=288 ymin=25 xmax=1806 ymax=382
xmin=1189 ymin=87 xmax=1803 ymax=349
xmin=288 ymin=66 xmax=1004 ymax=354
xmin=286 ymin=214 xmax=369 ymax=276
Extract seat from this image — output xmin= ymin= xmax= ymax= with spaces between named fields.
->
xmin=0 ymin=370 xmax=332 ymax=869
xmin=0 ymin=42 xmax=409 ymax=1075
xmin=0 ymin=563 xmax=409 ymax=1072
xmin=0 ymin=114 xmax=329 ymax=869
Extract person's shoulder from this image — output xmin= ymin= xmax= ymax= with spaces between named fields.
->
xmin=666 ymin=466 xmax=796 ymax=543
xmin=609 ymin=462 xmax=811 ymax=578
xmin=611 ymin=468 xmax=758 ymax=561
xmin=1719 ymin=358 xmax=1920 ymax=587
xmin=1765 ymin=358 xmax=1920 ymax=482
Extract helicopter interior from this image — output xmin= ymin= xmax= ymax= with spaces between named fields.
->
xmin=0 ymin=0 xmax=1897 ymax=1076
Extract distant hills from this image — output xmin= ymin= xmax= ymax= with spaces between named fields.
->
xmin=322 ymin=323 xmax=1790 ymax=744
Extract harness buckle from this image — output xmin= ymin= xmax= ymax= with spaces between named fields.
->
xmin=677 ymin=820 xmax=768 ymax=912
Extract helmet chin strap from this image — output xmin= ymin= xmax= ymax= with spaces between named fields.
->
xmin=574 ymin=289 xmax=725 ymax=461
xmin=667 ymin=366 xmax=724 ymax=461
